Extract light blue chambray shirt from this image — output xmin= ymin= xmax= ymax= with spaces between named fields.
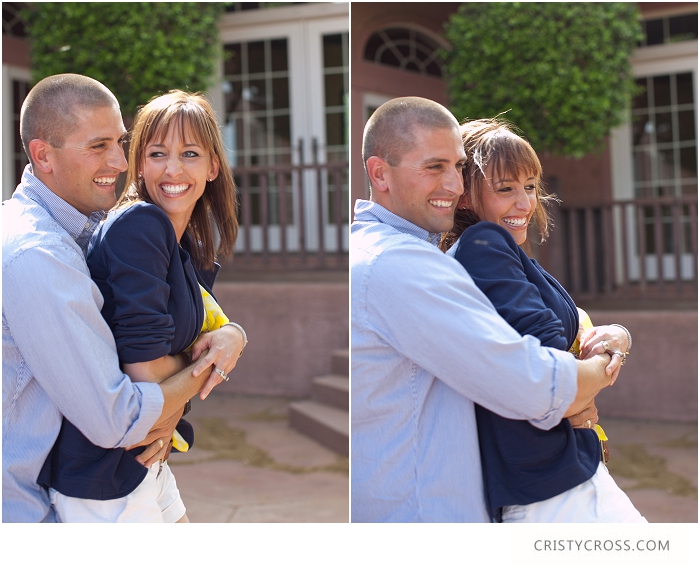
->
xmin=350 ymin=200 xmax=578 ymax=522
xmin=2 ymin=165 xmax=164 ymax=522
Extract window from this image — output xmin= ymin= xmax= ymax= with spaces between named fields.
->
xmin=639 ymin=12 xmax=698 ymax=47
xmin=322 ymin=32 xmax=349 ymax=222
xmin=2 ymin=2 xmax=28 ymax=37
xmin=632 ymin=72 xmax=696 ymax=259
xmin=223 ymin=39 xmax=293 ymax=225
xmin=364 ymin=27 xmax=443 ymax=78
xmin=12 ymin=80 xmax=31 ymax=187
xmin=225 ymin=3 xmax=307 ymax=12
xmin=631 ymin=72 xmax=696 ymax=198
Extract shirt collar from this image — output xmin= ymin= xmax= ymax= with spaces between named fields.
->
xmin=19 ymin=164 xmax=105 ymax=253
xmin=353 ymin=199 xmax=442 ymax=246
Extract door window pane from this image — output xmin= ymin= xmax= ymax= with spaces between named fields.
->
xmin=224 ymin=38 xmax=293 ymax=225
xmin=632 ymin=72 xmax=697 ymax=199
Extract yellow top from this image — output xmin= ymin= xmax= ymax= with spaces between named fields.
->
xmin=176 ymin=284 xmax=230 ymax=452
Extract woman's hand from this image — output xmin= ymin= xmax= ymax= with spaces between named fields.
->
xmin=190 ymin=325 xmax=245 ymax=399
xmin=132 ymin=436 xmax=172 ymax=467
xmin=579 ymin=325 xmax=629 ymax=379
xmin=568 ymin=399 xmax=599 ymax=429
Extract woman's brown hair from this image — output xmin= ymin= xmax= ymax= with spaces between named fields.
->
xmin=117 ymin=90 xmax=238 ymax=270
xmin=441 ymin=118 xmax=557 ymax=252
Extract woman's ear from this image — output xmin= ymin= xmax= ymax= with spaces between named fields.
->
xmin=457 ymin=192 xmax=473 ymax=211
xmin=208 ymin=156 xmax=220 ymax=182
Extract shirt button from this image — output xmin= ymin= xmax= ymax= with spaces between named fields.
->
xmin=84 ymin=222 xmax=90 ymax=230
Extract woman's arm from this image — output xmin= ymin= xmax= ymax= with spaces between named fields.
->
xmin=123 ymin=354 xmax=190 ymax=450
xmin=454 ymin=223 xmax=571 ymax=348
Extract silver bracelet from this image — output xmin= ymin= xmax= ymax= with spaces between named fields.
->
xmin=224 ymin=322 xmax=248 ymax=354
xmin=610 ymin=324 xmax=631 ymax=354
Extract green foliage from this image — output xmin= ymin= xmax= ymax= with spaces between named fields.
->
xmin=24 ymin=2 xmax=225 ymax=118
xmin=443 ymin=2 xmax=643 ymax=158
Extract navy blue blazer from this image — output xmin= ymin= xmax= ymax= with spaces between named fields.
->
xmin=452 ymin=222 xmax=600 ymax=521
xmin=39 ymin=202 xmax=217 ymax=500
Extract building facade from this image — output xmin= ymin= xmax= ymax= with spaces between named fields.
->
xmin=350 ymin=2 xmax=697 ymax=421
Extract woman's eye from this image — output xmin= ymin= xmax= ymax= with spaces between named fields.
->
xmin=183 ymin=151 xmax=199 ymax=158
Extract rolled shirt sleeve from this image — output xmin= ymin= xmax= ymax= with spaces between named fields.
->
xmin=2 ymin=238 xmax=163 ymax=449
xmin=360 ymin=237 xmax=577 ymax=429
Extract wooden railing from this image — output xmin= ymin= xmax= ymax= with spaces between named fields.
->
xmin=554 ymin=196 xmax=698 ymax=301
xmin=224 ymin=160 xmax=349 ymax=272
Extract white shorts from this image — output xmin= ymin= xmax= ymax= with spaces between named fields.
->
xmin=49 ymin=461 xmax=186 ymax=523
xmin=501 ymin=462 xmax=647 ymax=523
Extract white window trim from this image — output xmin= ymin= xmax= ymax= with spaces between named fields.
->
xmin=609 ymin=40 xmax=697 ymax=283
xmin=2 ymin=64 xmax=32 ymax=201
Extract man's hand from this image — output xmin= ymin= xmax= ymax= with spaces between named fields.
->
xmin=190 ymin=325 xmax=245 ymax=399
xmin=567 ymin=399 xmax=599 ymax=429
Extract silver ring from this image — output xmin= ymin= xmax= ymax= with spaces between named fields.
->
xmin=601 ymin=341 xmax=609 ymax=351
xmin=215 ymin=367 xmax=230 ymax=381
xmin=611 ymin=350 xmax=627 ymax=365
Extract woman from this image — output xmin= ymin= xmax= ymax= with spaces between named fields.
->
xmin=40 ymin=90 xmax=244 ymax=522
xmin=442 ymin=118 xmax=645 ymax=523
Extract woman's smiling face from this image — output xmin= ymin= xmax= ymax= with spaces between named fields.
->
xmin=142 ymin=124 xmax=218 ymax=237
xmin=459 ymin=167 xmax=538 ymax=246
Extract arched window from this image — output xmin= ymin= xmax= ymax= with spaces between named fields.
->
xmin=364 ymin=27 xmax=443 ymax=78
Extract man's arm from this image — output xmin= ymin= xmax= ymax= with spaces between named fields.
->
xmin=567 ymin=354 xmax=613 ymax=416
xmin=365 ymin=241 xmax=607 ymax=428
xmin=3 ymin=245 xmax=162 ymax=448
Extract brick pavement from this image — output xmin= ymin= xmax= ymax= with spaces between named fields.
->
xmin=169 ymin=394 xmax=695 ymax=523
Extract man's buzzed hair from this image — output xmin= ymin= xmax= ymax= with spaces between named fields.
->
xmin=20 ymin=73 xmax=119 ymax=164
xmin=362 ymin=97 xmax=458 ymax=167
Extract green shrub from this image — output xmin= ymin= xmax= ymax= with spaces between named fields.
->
xmin=24 ymin=2 xmax=225 ymax=118
xmin=443 ymin=2 xmax=643 ymax=157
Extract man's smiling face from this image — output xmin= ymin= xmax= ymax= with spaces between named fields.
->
xmin=47 ymin=104 xmax=128 ymax=215
xmin=382 ymin=124 xmax=466 ymax=233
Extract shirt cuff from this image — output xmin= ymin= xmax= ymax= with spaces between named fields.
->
xmin=528 ymin=348 xmax=578 ymax=430
xmin=113 ymin=379 xmax=165 ymax=448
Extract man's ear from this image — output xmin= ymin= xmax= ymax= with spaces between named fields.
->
xmin=28 ymin=139 xmax=53 ymax=174
xmin=365 ymin=156 xmax=389 ymax=193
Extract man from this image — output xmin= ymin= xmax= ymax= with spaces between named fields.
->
xmin=2 ymin=74 xmax=244 ymax=522
xmin=351 ymin=97 xmax=613 ymax=522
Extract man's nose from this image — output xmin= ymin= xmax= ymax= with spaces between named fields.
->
xmin=445 ymin=166 xmax=463 ymax=196
xmin=108 ymin=144 xmax=128 ymax=172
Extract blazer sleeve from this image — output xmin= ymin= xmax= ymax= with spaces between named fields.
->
xmin=97 ymin=205 xmax=177 ymax=364
xmin=453 ymin=222 xmax=569 ymax=350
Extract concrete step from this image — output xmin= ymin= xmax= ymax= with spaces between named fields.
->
xmin=331 ymin=349 xmax=348 ymax=376
xmin=289 ymin=400 xmax=348 ymax=457
xmin=312 ymin=374 xmax=349 ymax=410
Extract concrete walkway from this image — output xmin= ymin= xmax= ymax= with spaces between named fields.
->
xmin=601 ymin=417 xmax=697 ymax=523
xmin=170 ymin=393 xmax=348 ymax=523
xmin=170 ymin=395 xmax=695 ymax=523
